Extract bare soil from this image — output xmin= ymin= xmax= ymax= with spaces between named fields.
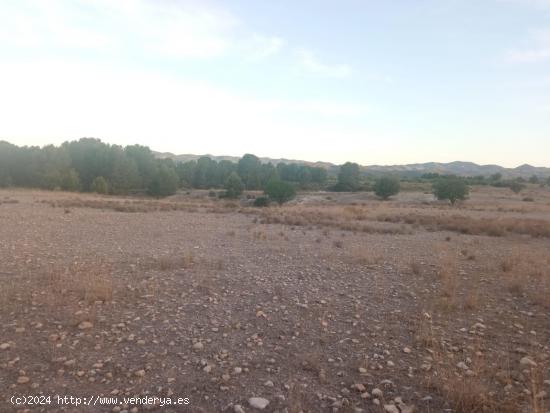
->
xmin=0 ymin=187 xmax=549 ymax=413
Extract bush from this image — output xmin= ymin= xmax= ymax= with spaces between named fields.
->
xmin=253 ymin=196 xmax=269 ymax=207
xmin=91 ymin=176 xmax=109 ymax=194
xmin=432 ymin=177 xmax=469 ymax=205
xmin=373 ymin=176 xmax=400 ymax=200
xmin=264 ymin=180 xmax=296 ymax=204
xmin=224 ymin=172 xmax=244 ymax=199
xmin=508 ymin=181 xmax=525 ymax=194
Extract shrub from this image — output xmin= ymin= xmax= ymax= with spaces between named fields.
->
xmin=334 ymin=162 xmax=361 ymax=192
xmin=254 ymin=196 xmax=269 ymax=207
xmin=91 ymin=176 xmax=109 ymax=194
xmin=432 ymin=177 xmax=469 ymax=205
xmin=508 ymin=181 xmax=525 ymax=194
xmin=224 ymin=172 xmax=244 ymax=199
xmin=264 ymin=180 xmax=296 ymax=204
xmin=373 ymin=176 xmax=400 ymax=200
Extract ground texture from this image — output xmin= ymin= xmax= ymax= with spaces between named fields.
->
xmin=1 ymin=187 xmax=549 ymax=412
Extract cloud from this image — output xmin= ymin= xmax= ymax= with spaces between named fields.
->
xmin=506 ymin=29 xmax=550 ymax=63
xmin=0 ymin=0 xmax=238 ymax=59
xmin=296 ymin=49 xmax=352 ymax=78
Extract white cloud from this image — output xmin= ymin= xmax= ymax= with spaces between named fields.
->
xmin=0 ymin=0 xmax=238 ymax=59
xmin=296 ymin=49 xmax=352 ymax=78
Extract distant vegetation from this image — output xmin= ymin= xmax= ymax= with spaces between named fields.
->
xmin=1 ymin=139 xmax=548 ymax=200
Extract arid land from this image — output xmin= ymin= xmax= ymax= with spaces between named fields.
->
xmin=1 ymin=186 xmax=549 ymax=412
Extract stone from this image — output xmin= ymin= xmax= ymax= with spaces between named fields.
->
xmin=372 ymin=388 xmax=383 ymax=397
xmin=234 ymin=405 xmax=246 ymax=413
xmin=0 ymin=343 xmax=10 ymax=350
xmin=193 ymin=342 xmax=204 ymax=350
xmin=78 ymin=321 xmax=93 ymax=330
xmin=456 ymin=362 xmax=468 ymax=370
xmin=384 ymin=405 xmax=400 ymax=413
xmin=17 ymin=376 xmax=30 ymax=384
xmin=403 ymin=347 xmax=411 ymax=354
xmin=520 ymin=357 xmax=537 ymax=368
xmin=248 ymin=397 xmax=269 ymax=410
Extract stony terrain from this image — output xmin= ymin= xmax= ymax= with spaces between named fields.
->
xmin=1 ymin=187 xmax=549 ymax=413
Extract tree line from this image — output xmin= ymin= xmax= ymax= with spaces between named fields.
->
xmin=0 ymin=139 xmax=327 ymax=197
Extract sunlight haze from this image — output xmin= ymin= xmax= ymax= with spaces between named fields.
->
xmin=0 ymin=0 xmax=549 ymax=167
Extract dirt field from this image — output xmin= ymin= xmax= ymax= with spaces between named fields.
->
xmin=1 ymin=187 xmax=549 ymax=413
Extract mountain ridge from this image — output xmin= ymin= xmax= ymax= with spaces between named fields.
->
xmin=154 ymin=152 xmax=550 ymax=178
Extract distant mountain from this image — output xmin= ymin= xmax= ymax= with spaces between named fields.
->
xmin=154 ymin=152 xmax=550 ymax=178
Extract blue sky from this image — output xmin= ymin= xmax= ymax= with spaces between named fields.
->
xmin=0 ymin=0 xmax=548 ymax=166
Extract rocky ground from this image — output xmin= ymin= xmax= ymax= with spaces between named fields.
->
xmin=0 ymin=188 xmax=549 ymax=413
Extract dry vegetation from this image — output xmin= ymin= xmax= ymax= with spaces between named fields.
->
xmin=0 ymin=186 xmax=549 ymax=412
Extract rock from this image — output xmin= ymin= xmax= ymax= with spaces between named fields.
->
xmin=456 ymin=362 xmax=468 ymax=370
xmin=134 ymin=369 xmax=146 ymax=377
xmin=193 ymin=342 xmax=204 ymax=350
xmin=17 ymin=376 xmax=30 ymax=384
xmin=520 ymin=357 xmax=537 ymax=368
xmin=360 ymin=391 xmax=371 ymax=399
xmin=372 ymin=388 xmax=383 ymax=397
xmin=78 ymin=321 xmax=93 ymax=330
xmin=403 ymin=347 xmax=411 ymax=354
xmin=263 ymin=380 xmax=274 ymax=387
xmin=0 ymin=343 xmax=10 ymax=350
xmin=248 ymin=397 xmax=269 ymax=410
xmin=233 ymin=367 xmax=243 ymax=374
xmin=234 ymin=405 xmax=246 ymax=413
xmin=384 ymin=405 xmax=400 ymax=413
xmin=352 ymin=383 xmax=366 ymax=392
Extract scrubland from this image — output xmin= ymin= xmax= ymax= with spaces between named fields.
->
xmin=0 ymin=186 xmax=549 ymax=412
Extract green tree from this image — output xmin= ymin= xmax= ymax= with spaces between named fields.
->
xmin=432 ymin=177 xmax=469 ymax=205
xmin=60 ymin=168 xmax=81 ymax=191
xmin=91 ymin=176 xmax=109 ymax=194
xmin=335 ymin=162 xmax=361 ymax=191
xmin=148 ymin=163 xmax=179 ymax=197
xmin=265 ymin=180 xmax=296 ymax=204
xmin=238 ymin=154 xmax=261 ymax=189
xmin=224 ymin=172 xmax=244 ymax=198
xmin=373 ymin=176 xmax=400 ymax=200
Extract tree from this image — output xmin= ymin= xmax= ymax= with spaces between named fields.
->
xmin=224 ymin=172 xmax=244 ymax=198
xmin=60 ymin=168 xmax=81 ymax=191
xmin=265 ymin=180 xmax=296 ymax=204
xmin=432 ymin=177 xmax=469 ymax=205
xmin=509 ymin=181 xmax=525 ymax=194
xmin=374 ymin=176 xmax=400 ymax=200
xmin=148 ymin=163 xmax=179 ymax=197
xmin=335 ymin=162 xmax=360 ymax=191
xmin=91 ymin=176 xmax=109 ymax=194
xmin=238 ymin=154 xmax=261 ymax=189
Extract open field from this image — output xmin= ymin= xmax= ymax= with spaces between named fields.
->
xmin=1 ymin=187 xmax=549 ymax=413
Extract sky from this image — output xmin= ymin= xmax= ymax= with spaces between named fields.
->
xmin=0 ymin=0 xmax=549 ymax=167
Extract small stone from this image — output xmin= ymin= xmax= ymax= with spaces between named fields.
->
xmin=384 ymin=405 xmax=400 ymax=413
xmin=352 ymin=383 xmax=366 ymax=392
xmin=0 ymin=343 xmax=10 ymax=350
xmin=233 ymin=367 xmax=243 ymax=374
xmin=134 ymin=369 xmax=146 ymax=377
xmin=193 ymin=342 xmax=204 ymax=350
xmin=17 ymin=376 xmax=30 ymax=384
xmin=520 ymin=357 xmax=537 ymax=368
xmin=234 ymin=405 xmax=246 ymax=413
xmin=78 ymin=321 xmax=93 ymax=330
xmin=403 ymin=347 xmax=411 ymax=354
xmin=263 ymin=380 xmax=274 ymax=387
xmin=360 ymin=391 xmax=371 ymax=399
xmin=456 ymin=362 xmax=468 ymax=370
xmin=372 ymin=388 xmax=383 ymax=397
xmin=248 ymin=397 xmax=269 ymax=410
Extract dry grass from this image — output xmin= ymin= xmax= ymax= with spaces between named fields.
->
xmin=377 ymin=212 xmax=550 ymax=238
